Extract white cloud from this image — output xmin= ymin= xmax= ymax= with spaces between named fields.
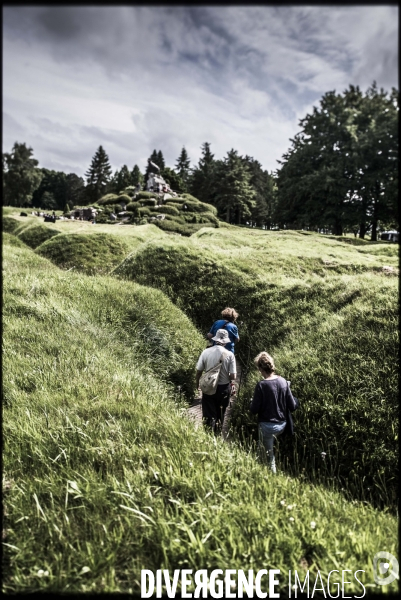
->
xmin=2 ymin=5 xmax=398 ymax=177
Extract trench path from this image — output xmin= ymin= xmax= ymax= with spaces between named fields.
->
xmin=186 ymin=362 xmax=243 ymax=442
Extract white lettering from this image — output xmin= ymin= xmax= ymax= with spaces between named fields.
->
xmin=181 ymin=570 xmax=193 ymax=598
xmin=141 ymin=570 xmax=154 ymax=598
xmin=194 ymin=570 xmax=208 ymax=599
xmin=294 ymin=570 xmax=310 ymax=597
xmin=225 ymin=570 xmax=237 ymax=598
xmin=156 ymin=569 xmax=162 ymax=598
xmin=342 ymin=570 xmax=352 ymax=598
xmin=311 ymin=571 xmax=326 ymax=598
xmin=354 ymin=571 xmax=366 ymax=599
xmin=164 ymin=570 xmax=180 ymax=598
xmin=209 ymin=569 xmax=224 ymax=598
xmin=327 ymin=570 xmax=340 ymax=598
xmin=238 ymin=569 xmax=254 ymax=598
xmin=269 ymin=570 xmax=280 ymax=598
xmin=255 ymin=569 xmax=267 ymax=599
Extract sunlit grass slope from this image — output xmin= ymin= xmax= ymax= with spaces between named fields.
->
xmin=2 ymin=240 xmax=398 ymax=594
xmin=113 ymin=230 xmax=399 ymax=508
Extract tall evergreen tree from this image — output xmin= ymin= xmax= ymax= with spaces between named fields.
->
xmin=242 ymin=156 xmax=276 ymax=228
xmin=130 ymin=164 xmax=144 ymax=188
xmin=156 ymin=150 xmax=166 ymax=170
xmin=160 ymin=167 xmax=186 ymax=193
xmin=175 ymin=147 xmax=191 ymax=190
xmin=213 ymin=150 xmax=256 ymax=224
xmin=189 ymin=142 xmax=216 ymax=204
xmin=85 ymin=145 xmax=112 ymax=203
xmin=3 ymin=142 xmax=43 ymax=207
xmin=117 ymin=165 xmax=132 ymax=192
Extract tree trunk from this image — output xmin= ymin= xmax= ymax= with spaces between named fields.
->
xmin=333 ymin=221 xmax=343 ymax=236
xmin=226 ymin=205 xmax=230 ymax=223
xmin=359 ymin=222 xmax=366 ymax=239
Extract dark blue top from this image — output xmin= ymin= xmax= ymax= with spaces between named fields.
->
xmin=249 ymin=377 xmax=297 ymax=423
xmin=209 ymin=319 xmax=239 ymax=354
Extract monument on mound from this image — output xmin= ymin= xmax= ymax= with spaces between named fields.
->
xmin=146 ymin=160 xmax=176 ymax=198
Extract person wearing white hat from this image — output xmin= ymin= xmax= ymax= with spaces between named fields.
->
xmin=195 ymin=329 xmax=237 ymax=433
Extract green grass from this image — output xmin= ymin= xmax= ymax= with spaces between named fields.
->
xmin=113 ymin=230 xmax=399 ymax=508
xmin=35 ymin=232 xmax=135 ymax=275
xmin=17 ymin=224 xmax=61 ymax=249
xmin=2 ymin=238 xmax=398 ymax=595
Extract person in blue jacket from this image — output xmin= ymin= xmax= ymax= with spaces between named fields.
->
xmin=207 ymin=307 xmax=240 ymax=354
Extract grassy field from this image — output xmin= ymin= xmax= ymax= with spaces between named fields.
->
xmin=2 ymin=208 xmax=399 ymax=594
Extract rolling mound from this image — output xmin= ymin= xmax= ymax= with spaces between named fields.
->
xmin=113 ymin=231 xmax=399 ymax=507
xmin=17 ymin=223 xmax=61 ymax=249
xmin=3 ymin=238 xmax=397 ymax=594
xmin=35 ymin=232 xmax=133 ymax=275
xmin=2 ymin=232 xmax=27 ymax=248
xmin=2 ymin=215 xmax=20 ymax=234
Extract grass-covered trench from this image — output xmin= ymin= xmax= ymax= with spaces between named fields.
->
xmin=2 ymin=238 xmax=398 ymax=595
xmin=114 ymin=228 xmax=399 ymax=509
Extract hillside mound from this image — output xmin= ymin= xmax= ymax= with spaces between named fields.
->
xmin=2 ymin=216 xmax=20 ymax=234
xmin=36 ymin=232 xmax=132 ymax=275
xmin=140 ymin=193 xmax=220 ymax=235
xmin=113 ymin=233 xmax=398 ymax=508
xmin=3 ymin=240 xmax=397 ymax=594
xmin=2 ymin=232 xmax=27 ymax=248
xmin=16 ymin=223 xmax=61 ymax=249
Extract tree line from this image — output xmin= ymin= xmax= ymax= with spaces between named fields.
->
xmin=3 ymin=82 xmax=398 ymax=238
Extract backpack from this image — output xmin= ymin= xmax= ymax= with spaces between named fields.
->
xmin=199 ymin=348 xmax=230 ymax=395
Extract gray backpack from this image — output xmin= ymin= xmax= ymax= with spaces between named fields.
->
xmin=199 ymin=348 xmax=230 ymax=395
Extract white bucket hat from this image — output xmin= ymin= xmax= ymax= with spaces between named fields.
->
xmin=211 ymin=329 xmax=231 ymax=344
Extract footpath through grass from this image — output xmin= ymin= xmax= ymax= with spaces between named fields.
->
xmin=2 ymin=240 xmax=398 ymax=595
xmin=114 ymin=229 xmax=399 ymax=509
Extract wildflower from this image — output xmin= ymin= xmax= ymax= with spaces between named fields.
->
xmin=289 ymin=517 xmax=295 ymax=522
xmin=280 ymin=500 xmax=286 ymax=506
xmin=189 ymin=462 xmax=193 ymax=467
xmin=310 ymin=521 xmax=316 ymax=529
xmin=321 ymin=452 xmax=327 ymax=460
xmin=287 ymin=504 xmax=293 ymax=510
xmin=37 ymin=569 xmax=49 ymax=577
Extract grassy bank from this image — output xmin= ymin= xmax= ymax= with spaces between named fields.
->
xmin=113 ymin=230 xmax=399 ymax=508
xmin=2 ymin=239 xmax=398 ymax=594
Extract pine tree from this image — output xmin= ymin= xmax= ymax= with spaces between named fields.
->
xmin=85 ymin=145 xmax=112 ymax=203
xmin=213 ymin=150 xmax=256 ymax=224
xmin=188 ymin=142 xmax=216 ymax=204
xmin=117 ymin=165 xmax=132 ymax=192
xmin=243 ymin=156 xmax=276 ymax=228
xmin=3 ymin=142 xmax=43 ymax=207
xmin=156 ymin=150 xmax=165 ymax=170
xmin=175 ymin=147 xmax=191 ymax=190
xmin=130 ymin=165 xmax=144 ymax=188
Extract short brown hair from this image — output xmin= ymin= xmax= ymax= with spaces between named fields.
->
xmin=254 ymin=351 xmax=275 ymax=375
xmin=221 ymin=307 xmax=239 ymax=322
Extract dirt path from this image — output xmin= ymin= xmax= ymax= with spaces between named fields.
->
xmin=186 ymin=362 xmax=243 ymax=442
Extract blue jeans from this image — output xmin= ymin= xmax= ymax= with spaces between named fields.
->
xmin=258 ymin=421 xmax=286 ymax=473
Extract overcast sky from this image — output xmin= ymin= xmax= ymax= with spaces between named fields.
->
xmin=3 ymin=5 xmax=398 ymax=178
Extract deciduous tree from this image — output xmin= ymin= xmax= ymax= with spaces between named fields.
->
xmin=3 ymin=142 xmax=43 ymax=207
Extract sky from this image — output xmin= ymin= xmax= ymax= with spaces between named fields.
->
xmin=3 ymin=4 xmax=399 ymax=178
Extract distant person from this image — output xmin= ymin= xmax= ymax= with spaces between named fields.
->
xmin=249 ymin=351 xmax=298 ymax=474
xmin=207 ymin=307 xmax=240 ymax=354
xmin=196 ymin=329 xmax=237 ymax=434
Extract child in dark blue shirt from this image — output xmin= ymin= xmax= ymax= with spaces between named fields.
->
xmin=207 ymin=307 xmax=240 ymax=354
